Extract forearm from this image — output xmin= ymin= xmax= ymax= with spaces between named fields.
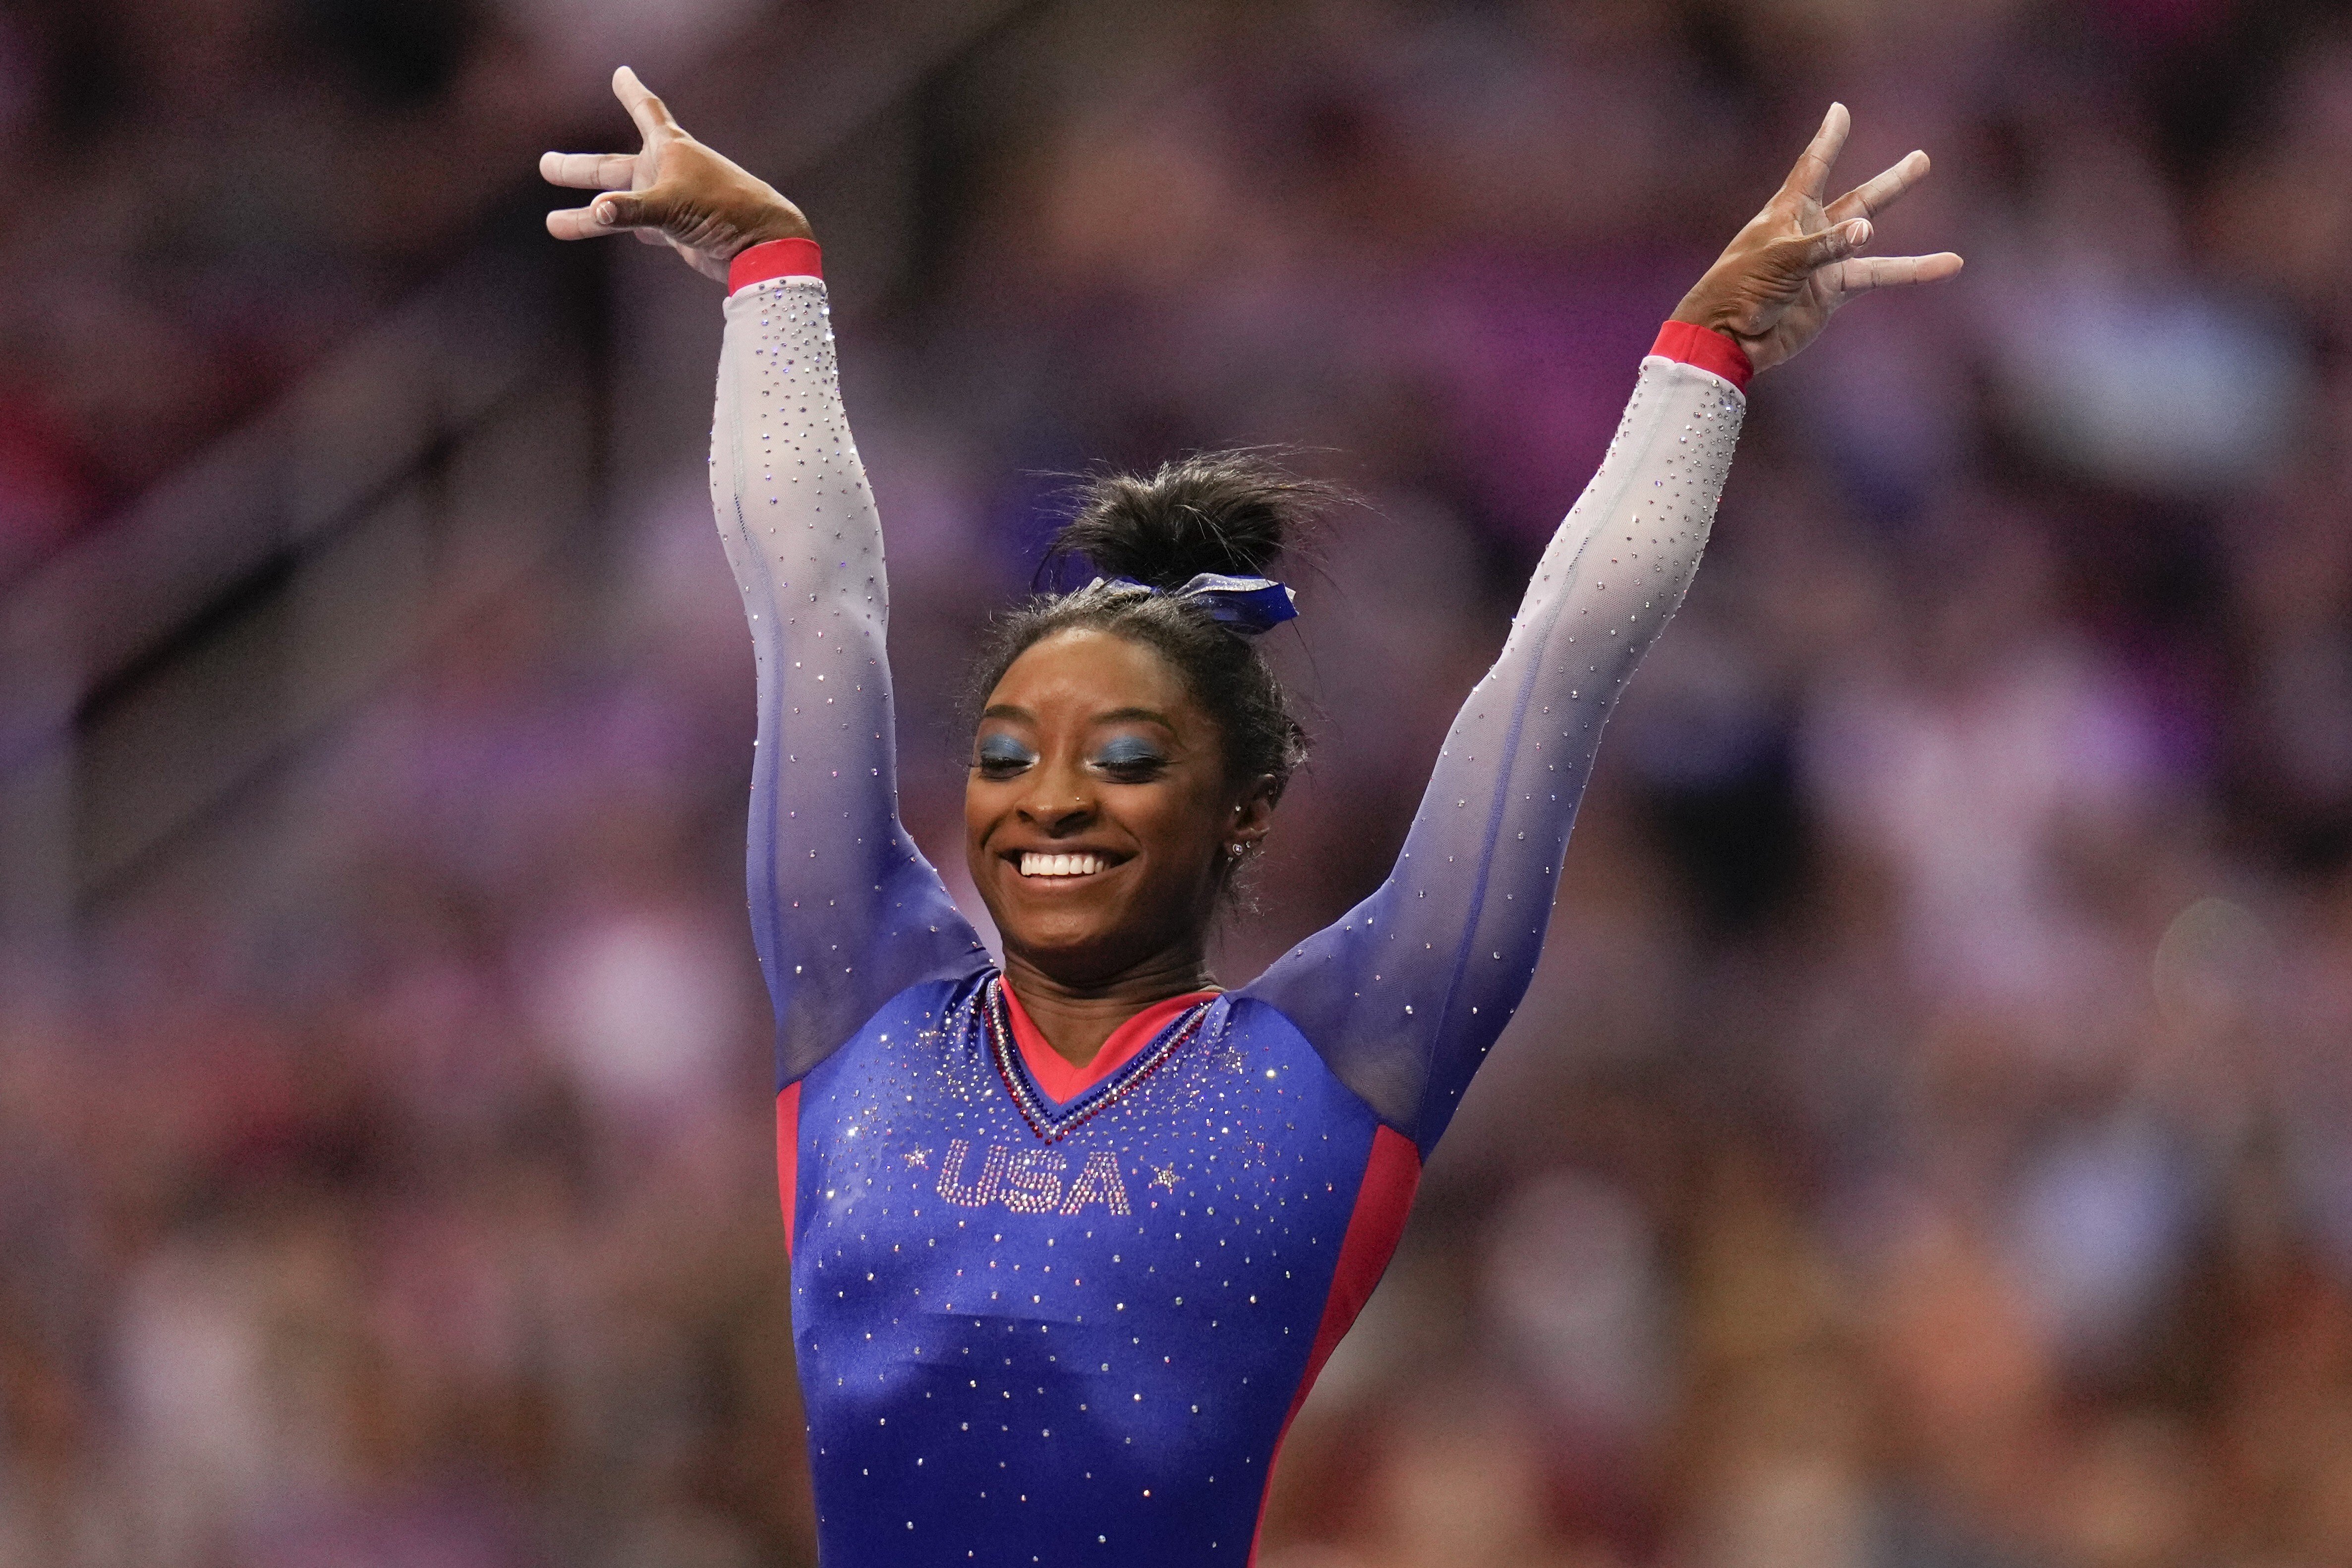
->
xmin=1248 ymin=336 xmax=1747 ymax=1151
xmin=1466 ymin=347 xmax=1746 ymax=831
xmin=711 ymin=255 xmax=893 ymax=975
xmin=711 ymin=245 xmax=982 ymax=1074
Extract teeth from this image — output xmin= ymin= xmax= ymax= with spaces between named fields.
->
xmin=1020 ymin=852 xmax=1104 ymax=878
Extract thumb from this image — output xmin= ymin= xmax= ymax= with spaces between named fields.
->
xmin=1772 ymin=218 xmax=1871 ymax=277
xmin=591 ymin=190 xmax=658 ymax=230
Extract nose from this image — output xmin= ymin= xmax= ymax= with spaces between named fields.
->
xmin=1014 ymin=752 xmax=1095 ymax=836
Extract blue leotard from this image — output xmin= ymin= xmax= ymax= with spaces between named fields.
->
xmin=707 ymin=241 xmax=1745 ymax=1566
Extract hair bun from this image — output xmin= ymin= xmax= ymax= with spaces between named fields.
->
xmin=1047 ymin=451 xmax=1332 ymax=591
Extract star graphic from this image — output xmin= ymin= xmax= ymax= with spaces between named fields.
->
xmin=1150 ymin=1165 xmax=1180 ymax=1192
xmin=905 ymin=1146 xmax=932 ymax=1169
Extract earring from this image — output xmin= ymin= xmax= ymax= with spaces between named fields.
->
xmin=1227 ymin=842 xmax=1246 ymax=858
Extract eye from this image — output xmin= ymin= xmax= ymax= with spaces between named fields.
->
xmin=1090 ymin=736 xmax=1167 ymax=780
xmin=974 ymin=734 xmax=1035 ymax=778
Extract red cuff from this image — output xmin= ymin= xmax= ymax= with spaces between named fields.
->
xmin=727 ymin=237 xmax=824 ymax=294
xmin=1650 ymin=320 xmax=1752 ymax=393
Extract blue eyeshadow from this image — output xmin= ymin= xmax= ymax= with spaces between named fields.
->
xmin=1094 ymin=738 xmax=1164 ymax=767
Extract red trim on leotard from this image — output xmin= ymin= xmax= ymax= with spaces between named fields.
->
xmin=1651 ymin=319 xmax=1753 ymax=392
xmin=1249 ymin=1123 xmax=1423 ymax=1565
xmin=998 ymin=982 xmax=1220 ymax=1105
xmin=728 ymin=236 xmax=824 ymax=294
xmin=775 ymin=1080 xmax=803 ymax=1256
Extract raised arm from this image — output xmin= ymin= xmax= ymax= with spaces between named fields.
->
xmin=1246 ymin=106 xmax=1961 ymax=1157
xmin=545 ymin=70 xmax=986 ymax=1083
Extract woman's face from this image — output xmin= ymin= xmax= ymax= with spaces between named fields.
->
xmin=965 ymin=626 xmax=1272 ymax=986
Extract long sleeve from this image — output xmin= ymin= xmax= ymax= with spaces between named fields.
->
xmin=1243 ymin=348 xmax=1746 ymax=1157
xmin=710 ymin=253 xmax=988 ymax=1087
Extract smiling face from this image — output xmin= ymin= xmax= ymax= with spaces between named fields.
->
xmin=965 ymin=626 xmax=1274 ymax=989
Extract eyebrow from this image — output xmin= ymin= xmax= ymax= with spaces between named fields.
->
xmin=1091 ymin=707 xmax=1175 ymax=729
xmin=977 ymin=705 xmax=1176 ymax=728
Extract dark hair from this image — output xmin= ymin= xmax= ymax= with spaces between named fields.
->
xmin=968 ymin=451 xmax=1327 ymax=804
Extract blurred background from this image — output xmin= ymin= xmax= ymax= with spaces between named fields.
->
xmin=2 ymin=0 xmax=2351 ymax=1563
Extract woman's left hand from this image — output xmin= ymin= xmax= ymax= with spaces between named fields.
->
xmin=1671 ymin=104 xmax=1963 ymax=374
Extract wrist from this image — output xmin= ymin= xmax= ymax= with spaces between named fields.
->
xmin=722 ymin=201 xmax=813 ymax=259
xmin=728 ymin=234 xmax=824 ymax=294
xmin=1650 ymin=320 xmax=1753 ymax=392
xmin=1668 ymin=286 xmax=1739 ymax=338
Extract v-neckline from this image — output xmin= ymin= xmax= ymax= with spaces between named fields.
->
xmin=984 ymin=977 xmax=1218 ymax=1140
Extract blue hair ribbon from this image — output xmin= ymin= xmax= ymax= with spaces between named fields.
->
xmin=1101 ymin=573 xmax=1298 ymax=636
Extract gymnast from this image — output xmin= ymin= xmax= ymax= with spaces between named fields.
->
xmin=542 ymin=66 xmax=1958 ymax=1566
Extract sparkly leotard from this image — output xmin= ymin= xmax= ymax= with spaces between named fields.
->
xmin=708 ymin=239 xmax=1747 ymax=1566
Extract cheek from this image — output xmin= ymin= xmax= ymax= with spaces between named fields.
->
xmin=1126 ymin=785 xmax=1227 ymax=870
xmin=964 ymin=779 xmax=1007 ymax=852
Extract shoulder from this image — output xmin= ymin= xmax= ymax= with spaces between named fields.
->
xmin=783 ymin=969 xmax=991 ymax=1091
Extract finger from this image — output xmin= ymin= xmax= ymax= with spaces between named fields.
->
xmin=1782 ymin=102 xmax=1851 ymax=203
xmin=1827 ymin=149 xmax=1929 ymax=226
xmin=546 ymin=205 xmax=624 ymax=241
xmin=613 ymin=65 xmax=682 ymax=144
xmin=539 ymin=151 xmax=637 ymax=190
xmin=1767 ymin=217 xmax=1872 ymax=277
xmin=1828 ymin=251 xmax=1965 ymax=296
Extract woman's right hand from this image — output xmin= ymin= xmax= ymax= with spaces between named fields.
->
xmin=541 ymin=67 xmax=812 ymax=282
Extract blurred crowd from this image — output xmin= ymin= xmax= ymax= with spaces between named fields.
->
xmin=0 ymin=0 xmax=749 ymax=583
xmin=9 ymin=0 xmax=2352 ymax=1565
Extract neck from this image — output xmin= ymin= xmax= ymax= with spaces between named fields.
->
xmin=1000 ymin=947 xmax=1218 ymax=1069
